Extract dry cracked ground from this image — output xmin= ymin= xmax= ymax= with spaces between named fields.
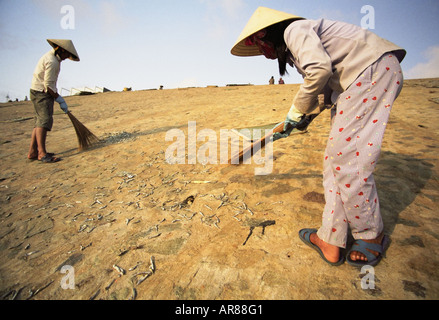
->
xmin=0 ymin=78 xmax=438 ymax=300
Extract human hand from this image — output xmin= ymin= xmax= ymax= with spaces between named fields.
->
xmin=273 ymin=105 xmax=305 ymax=141
xmin=55 ymin=95 xmax=69 ymax=113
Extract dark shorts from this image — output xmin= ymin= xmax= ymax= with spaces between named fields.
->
xmin=30 ymin=89 xmax=54 ymax=131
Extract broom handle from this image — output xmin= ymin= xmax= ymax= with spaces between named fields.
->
xmin=229 ymin=122 xmax=284 ymax=164
xmin=229 ymin=108 xmax=328 ymax=165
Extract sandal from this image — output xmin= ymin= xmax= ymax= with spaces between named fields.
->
xmin=346 ymin=235 xmax=390 ymax=268
xmin=299 ymin=228 xmax=345 ymax=266
xmin=28 ymin=153 xmax=55 ymax=161
xmin=39 ymin=154 xmax=61 ymax=163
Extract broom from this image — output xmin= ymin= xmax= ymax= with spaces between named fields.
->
xmin=67 ymin=112 xmax=100 ymax=151
xmin=228 ymin=108 xmax=327 ymax=165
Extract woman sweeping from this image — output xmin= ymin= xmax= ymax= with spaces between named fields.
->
xmin=231 ymin=7 xmax=406 ymax=267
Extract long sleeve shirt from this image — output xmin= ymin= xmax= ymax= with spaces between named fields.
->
xmin=284 ymin=19 xmax=406 ymax=114
xmin=30 ymin=49 xmax=62 ymax=93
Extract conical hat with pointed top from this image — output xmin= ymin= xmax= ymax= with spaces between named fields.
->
xmin=231 ymin=7 xmax=303 ymax=57
xmin=47 ymin=39 xmax=80 ymax=61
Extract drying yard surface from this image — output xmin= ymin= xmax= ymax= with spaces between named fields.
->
xmin=0 ymin=79 xmax=438 ymax=301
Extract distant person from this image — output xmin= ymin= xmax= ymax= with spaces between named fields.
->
xmin=28 ymin=39 xmax=80 ymax=163
xmin=269 ymin=76 xmax=275 ymax=85
xmin=231 ymin=7 xmax=406 ymax=267
xmin=279 ymin=77 xmax=285 ymax=84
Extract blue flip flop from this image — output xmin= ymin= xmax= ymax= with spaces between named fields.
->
xmin=27 ymin=153 xmax=55 ymax=162
xmin=299 ymin=228 xmax=345 ymax=266
xmin=346 ymin=235 xmax=390 ymax=268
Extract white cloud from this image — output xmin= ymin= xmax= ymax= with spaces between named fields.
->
xmin=199 ymin=0 xmax=245 ymax=41
xmin=30 ymin=0 xmax=92 ymax=19
xmin=98 ymin=1 xmax=128 ymax=35
xmin=29 ymin=0 xmax=128 ymax=36
xmin=218 ymin=0 xmax=245 ymax=19
xmin=406 ymin=46 xmax=439 ymax=79
xmin=199 ymin=0 xmax=244 ymax=18
xmin=314 ymin=8 xmax=346 ymax=21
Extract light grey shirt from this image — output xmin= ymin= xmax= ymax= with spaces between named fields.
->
xmin=284 ymin=19 xmax=406 ymax=113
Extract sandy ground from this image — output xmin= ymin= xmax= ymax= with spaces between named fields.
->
xmin=0 ymin=79 xmax=438 ymax=301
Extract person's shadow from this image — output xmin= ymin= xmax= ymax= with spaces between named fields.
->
xmin=252 ymin=149 xmax=434 ymax=250
xmin=375 ymin=150 xmax=434 ymax=235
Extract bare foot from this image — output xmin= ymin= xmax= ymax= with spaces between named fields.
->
xmin=28 ymin=152 xmax=54 ymax=160
xmin=350 ymin=233 xmax=384 ymax=262
xmin=309 ymin=232 xmax=340 ymax=264
xmin=28 ymin=152 xmax=38 ymax=160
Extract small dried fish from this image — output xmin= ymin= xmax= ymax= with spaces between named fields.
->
xmin=80 ymin=243 xmax=92 ymax=251
xmin=130 ymin=287 xmax=137 ymax=300
xmin=217 ymin=201 xmax=227 ymax=210
xmin=136 ymin=271 xmax=152 ymax=285
xmin=11 ymin=288 xmax=22 ymax=300
xmin=105 ymin=279 xmax=116 ymax=291
xmin=113 ymin=264 xmax=126 ymax=276
xmin=90 ymin=199 xmax=103 ymax=207
xmin=27 ymin=280 xmax=54 ymax=300
xmin=118 ymin=248 xmax=129 ymax=256
xmin=191 ymin=181 xmax=214 ymax=184
xmin=89 ymin=289 xmax=100 ymax=300
xmin=149 ymin=256 xmax=156 ymax=273
xmin=8 ymin=242 xmax=24 ymax=250
xmin=186 ymin=212 xmax=197 ymax=220
xmin=25 ymin=250 xmax=39 ymax=257
xmin=128 ymin=262 xmax=142 ymax=271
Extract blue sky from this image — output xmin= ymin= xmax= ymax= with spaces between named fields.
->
xmin=1 ymin=0 xmax=439 ymax=100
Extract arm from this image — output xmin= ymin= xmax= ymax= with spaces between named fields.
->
xmin=46 ymin=87 xmax=59 ymax=99
xmin=43 ymin=58 xmax=60 ymax=97
xmin=43 ymin=55 xmax=68 ymax=113
xmin=47 ymin=87 xmax=69 ymax=114
xmin=284 ymin=20 xmax=333 ymax=114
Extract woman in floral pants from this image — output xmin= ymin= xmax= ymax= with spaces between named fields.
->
xmin=231 ymin=7 xmax=406 ymax=267
xmin=317 ymin=53 xmax=404 ymax=265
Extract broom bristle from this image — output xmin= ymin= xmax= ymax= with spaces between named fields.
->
xmin=67 ymin=112 xmax=100 ymax=151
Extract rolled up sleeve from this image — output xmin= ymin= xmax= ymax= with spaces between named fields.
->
xmin=284 ymin=21 xmax=333 ymax=114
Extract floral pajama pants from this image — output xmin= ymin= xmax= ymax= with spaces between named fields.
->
xmin=317 ymin=52 xmax=403 ymax=248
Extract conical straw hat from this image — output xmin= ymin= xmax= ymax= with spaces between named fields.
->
xmin=231 ymin=7 xmax=304 ymax=57
xmin=47 ymin=39 xmax=80 ymax=61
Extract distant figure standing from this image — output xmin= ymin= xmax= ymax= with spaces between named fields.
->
xmin=28 ymin=39 xmax=80 ymax=163
xmin=269 ymin=76 xmax=275 ymax=85
xmin=279 ymin=77 xmax=285 ymax=84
